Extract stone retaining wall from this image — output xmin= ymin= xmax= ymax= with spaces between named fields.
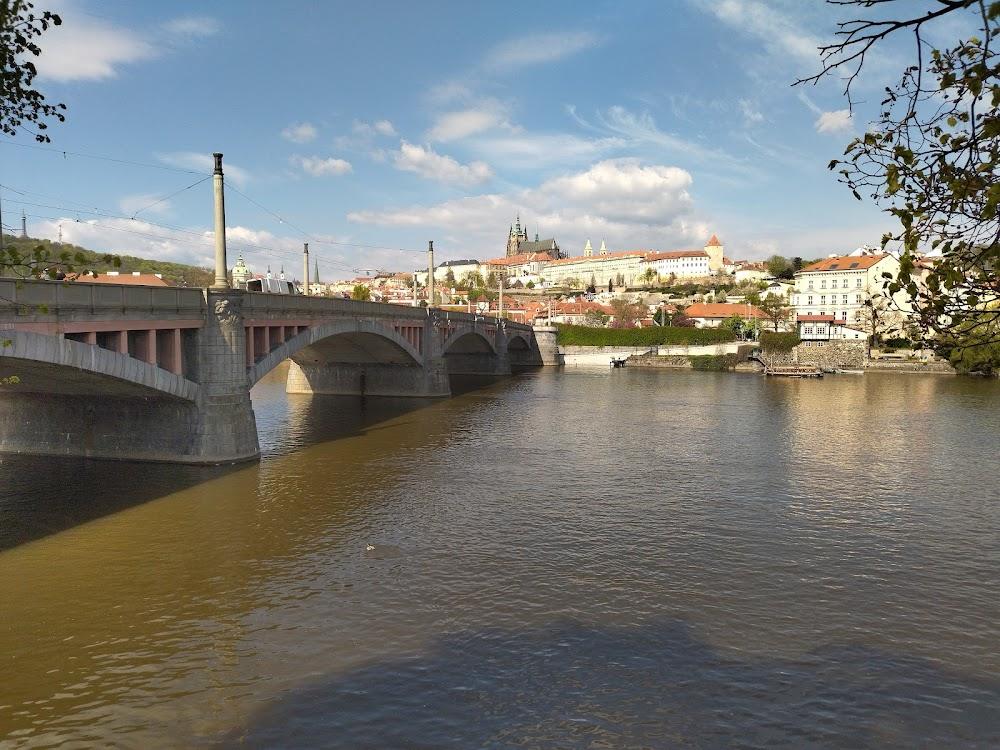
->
xmin=794 ymin=340 xmax=867 ymax=370
xmin=866 ymin=360 xmax=956 ymax=374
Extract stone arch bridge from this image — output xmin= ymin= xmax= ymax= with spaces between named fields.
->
xmin=0 ymin=281 xmax=550 ymax=464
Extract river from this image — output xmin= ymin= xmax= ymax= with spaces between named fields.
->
xmin=1 ymin=365 xmax=998 ymax=748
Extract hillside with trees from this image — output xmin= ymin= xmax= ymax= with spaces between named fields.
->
xmin=0 ymin=235 xmax=213 ymax=286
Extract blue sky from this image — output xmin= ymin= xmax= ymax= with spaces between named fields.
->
xmin=1 ymin=0 xmax=939 ymax=281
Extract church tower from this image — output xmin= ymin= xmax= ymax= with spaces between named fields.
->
xmin=231 ymin=254 xmax=252 ymax=288
xmin=584 ymin=239 xmax=593 ymax=257
xmin=507 ymin=213 xmax=528 ymax=257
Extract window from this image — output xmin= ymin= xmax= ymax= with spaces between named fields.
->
xmin=856 ymin=277 xmax=862 ymax=287
xmin=820 ymin=295 xmax=826 ymax=305
xmin=804 ymin=341 xmax=812 ymax=347
xmin=804 ymin=326 xmax=814 ymax=334
xmin=807 ymin=296 xmax=813 ymax=305
xmin=817 ymin=341 xmax=824 ymax=347
xmin=855 ymin=294 xmax=862 ymax=304
xmin=820 ymin=280 xmax=827 ymax=289
xmin=842 ymin=295 xmax=848 ymax=305
xmin=808 ymin=280 xmax=814 ymax=290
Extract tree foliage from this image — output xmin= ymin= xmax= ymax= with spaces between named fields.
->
xmin=799 ymin=0 xmax=1000 ymax=347
xmin=1 ymin=0 xmax=65 ymax=142
xmin=351 ymin=283 xmax=371 ymax=301
xmin=759 ymin=331 xmax=801 ymax=353
xmin=609 ymin=296 xmax=646 ymax=326
xmin=556 ymin=323 xmax=735 ymax=347
xmin=748 ymin=290 xmax=793 ymax=331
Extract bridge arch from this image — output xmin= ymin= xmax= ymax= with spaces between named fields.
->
xmin=247 ymin=318 xmax=423 ymax=387
xmin=0 ymin=330 xmax=199 ymax=400
xmin=441 ymin=325 xmax=498 ymax=356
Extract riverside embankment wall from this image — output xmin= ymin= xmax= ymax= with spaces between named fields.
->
xmin=560 ymin=342 xmax=742 ymax=367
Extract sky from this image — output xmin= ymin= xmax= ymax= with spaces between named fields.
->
xmin=0 ymin=0 xmax=950 ymax=282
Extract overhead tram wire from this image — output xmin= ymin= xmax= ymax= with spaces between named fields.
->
xmin=1 ymin=136 xmax=207 ymax=175
xmin=4 ymin=144 xmax=436 ymax=275
xmin=130 ymin=176 xmax=213 ymax=219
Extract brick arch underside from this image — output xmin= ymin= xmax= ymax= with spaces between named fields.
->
xmin=247 ymin=320 xmax=422 ymax=388
xmin=0 ymin=330 xmax=198 ymax=400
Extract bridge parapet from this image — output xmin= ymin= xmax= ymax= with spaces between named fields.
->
xmin=0 ymin=278 xmax=205 ymax=326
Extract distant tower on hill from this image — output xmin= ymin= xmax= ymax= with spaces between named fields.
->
xmin=507 ymin=214 xmax=528 ymax=257
xmin=505 ymin=213 xmax=562 ymax=259
xmin=21 ymin=211 xmax=27 ymax=238
xmin=704 ymin=235 xmax=724 ymax=272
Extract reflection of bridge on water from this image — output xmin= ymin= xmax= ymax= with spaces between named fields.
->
xmin=0 ymin=279 xmax=553 ymax=464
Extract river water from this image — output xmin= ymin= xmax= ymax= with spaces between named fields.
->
xmin=1 ymin=365 xmax=998 ymax=748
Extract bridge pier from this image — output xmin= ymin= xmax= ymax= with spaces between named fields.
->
xmin=185 ymin=290 xmax=260 ymax=463
xmin=285 ymin=359 xmax=450 ymax=397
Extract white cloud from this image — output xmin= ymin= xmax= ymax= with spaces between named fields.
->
xmin=393 ymin=142 xmax=493 ymax=186
xmin=374 ymin=120 xmax=396 ymax=137
xmin=38 ymin=216 xmax=217 ymax=268
xmin=282 ymin=123 xmax=318 ymax=143
xmin=690 ymin=0 xmax=821 ymax=65
xmin=815 ymin=109 xmax=853 ymax=135
xmin=154 ymin=152 xmax=251 ymax=185
xmin=291 ymin=155 xmax=353 ymax=177
xmin=428 ymin=106 xmax=511 ymax=142
xmin=35 ymin=12 xmax=154 ymax=81
xmin=739 ymin=99 xmax=765 ymax=124
xmin=465 ymin=132 xmax=621 ymax=171
xmin=349 ymin=158 xmax=711 ymax=260
xmin=483 ymin=31 xmax=600 ymax=70
xmin=34 ymin=4 xmax=218 ymax=82
xmin=353 ymin=119 xmax=397 ymax=138
xmin=540 ymin=159 xmax=694 ymax=222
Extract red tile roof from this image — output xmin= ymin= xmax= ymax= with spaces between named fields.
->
xmin=685 ymin=302 xmax=767 ymax=319
xmin=548 ymin=250 xmax=647 ymax=266
xmin=644 ymin=250 xmax=709 ymax=261
xmin=706 ymin=235 xmax=722 ymax=246
xmin=800 ymin=254 xmax=888 ymax=273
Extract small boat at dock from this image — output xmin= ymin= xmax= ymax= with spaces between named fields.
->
xmin=765 ymin=365 xmax=823 ymax=378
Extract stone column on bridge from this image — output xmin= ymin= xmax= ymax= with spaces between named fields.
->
xmin=188 ymin=289 xmax=260 ymax=462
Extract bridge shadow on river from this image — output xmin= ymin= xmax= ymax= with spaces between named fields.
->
xmin=0 ymin=372 xmax=515 ymax=552
xmin=220 ymin=618 xmax=1000 ymax=748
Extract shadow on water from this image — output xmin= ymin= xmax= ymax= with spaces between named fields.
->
xmin=0 ymin=455 xmax=242 ymax=552
xmin=0 ymin=370 xmax=531 ymax=552
xmin=223 ymin=619 xmax=1000 ymax=749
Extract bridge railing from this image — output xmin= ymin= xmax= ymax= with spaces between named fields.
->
xmin=243 ymin=295 xmax=533 ymax=333
xmin=0 ymin=278 xmax=206 ymax=323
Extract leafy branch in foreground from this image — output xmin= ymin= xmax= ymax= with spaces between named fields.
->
xmin=797 ymin=0 xmax=1000 ymax=354
xmin=0 ymin=0 xmax=66 ymax=142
